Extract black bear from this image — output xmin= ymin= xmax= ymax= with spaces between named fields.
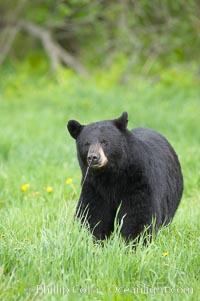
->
xmin=67 ymin=112 xmax=183 ymax=242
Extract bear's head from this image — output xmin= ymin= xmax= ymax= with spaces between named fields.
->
xmin=67 ymin=112 xmax=129 ymax=172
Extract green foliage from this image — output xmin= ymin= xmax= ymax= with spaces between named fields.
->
xmin=1 ymin=0 xmax=200 ymax=73
xmin=22 ymin=0 xmax=99 ymax=26
xmin=0 ymin=70 xmax=200 ymax=300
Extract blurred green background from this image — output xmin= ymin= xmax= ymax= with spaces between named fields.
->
xmin=0 ymin=0 xmax=200 ymax=78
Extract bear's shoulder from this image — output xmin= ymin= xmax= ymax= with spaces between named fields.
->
xmin=131 ymin=127 xmax=169 ymax=145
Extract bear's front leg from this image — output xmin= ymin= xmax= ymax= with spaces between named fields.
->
xmin=75 ymin=186 xmax=116 ymax=240
xmin=118 ymin=197 xmax=154 ymax=242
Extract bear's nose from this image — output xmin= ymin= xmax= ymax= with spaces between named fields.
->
xmin=87 ymin=152 xmax=100 ymax=165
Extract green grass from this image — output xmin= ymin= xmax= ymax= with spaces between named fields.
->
xmin=0 ymin=69 xmax=200 ymax=300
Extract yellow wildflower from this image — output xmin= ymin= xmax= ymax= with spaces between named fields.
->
xmin=21 ymin=184 xmax=29 ymax=192
xmin=66 ymin=178 xmax=72 ymax=185
xmin=1 ymin=234 xmax=6 ymax=238
xmin=32 ymin=191 xmax=40 ymax=196
xmin=163 ymin=251 xmax=169 ymax=257
xmin=46 ymin=186 xmax=53 ymax=193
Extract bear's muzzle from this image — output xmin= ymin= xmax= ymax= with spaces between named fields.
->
xmin=87 ymin=143 xmax=108 ymax=169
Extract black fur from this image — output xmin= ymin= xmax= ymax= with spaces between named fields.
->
xmin=67 ymin=112 xmax=183 ymax=242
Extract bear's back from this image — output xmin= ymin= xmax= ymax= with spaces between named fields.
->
xmin=131 ymin=127 xmax=181 ymax=180
xmin=130 ymin=127 xmax=183 ymax=223
xmin=131 ymin=127 xmax=168 ymax=146
xmin=131 ymin=127 xmax=178 ymax=159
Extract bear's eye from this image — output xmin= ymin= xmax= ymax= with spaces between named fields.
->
xmin=84 ymin=142 xmax=90 ymax=147
xmin=101 ymin=140 xmax=108 ymax=147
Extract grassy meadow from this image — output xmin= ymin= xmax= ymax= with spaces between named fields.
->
xmin=0 ymin=68 xmax=200 ymax=300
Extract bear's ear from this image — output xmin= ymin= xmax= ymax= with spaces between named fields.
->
xmin=114 ymin=112 xmax=128 ymax=130
xmin=67 ymin=120 xmax=83 ymax=139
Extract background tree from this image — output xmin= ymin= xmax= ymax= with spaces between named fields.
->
xmin=0 ymin=0 xmax=200 ymax=76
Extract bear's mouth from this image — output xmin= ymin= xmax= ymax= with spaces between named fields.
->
xmin=89 ymin=162 xmax=105 ymax=169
